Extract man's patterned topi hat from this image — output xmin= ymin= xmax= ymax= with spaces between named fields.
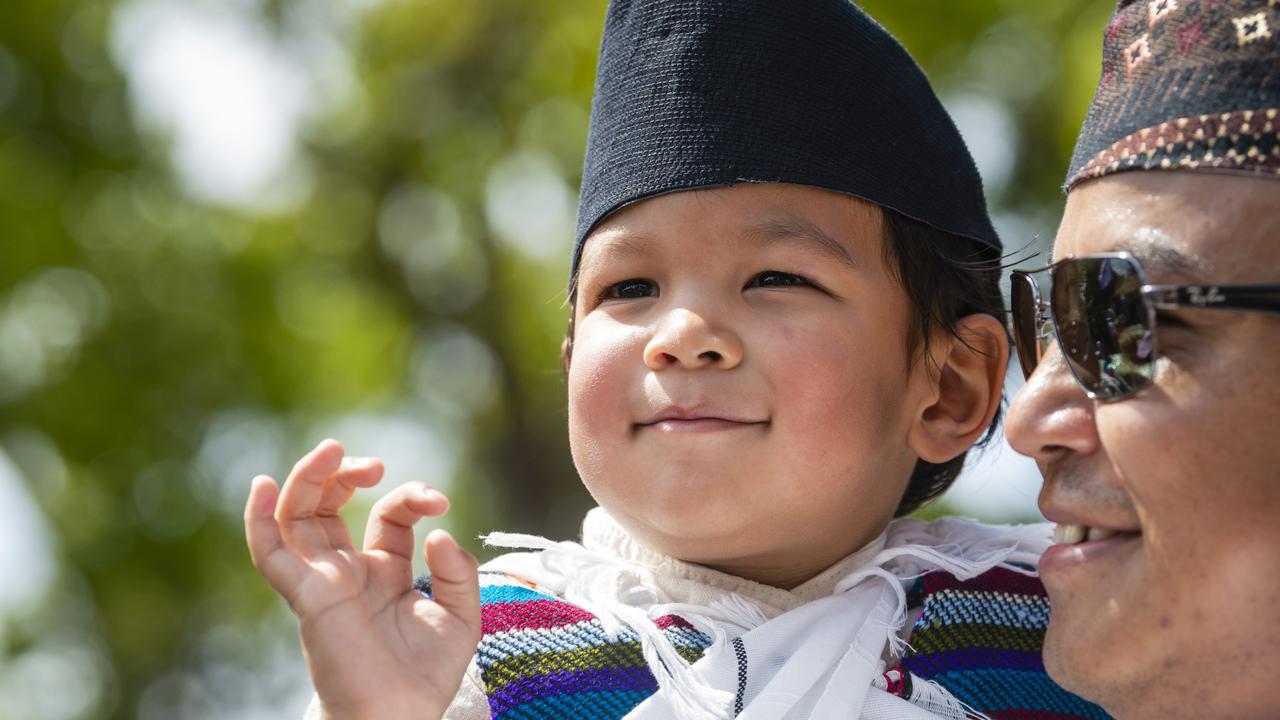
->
xmin=1066 ymin=0 xmax=1280 ymax=190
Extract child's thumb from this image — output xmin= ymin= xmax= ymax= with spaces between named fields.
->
xmin=422 ymin=529 xmax=482 ymax=640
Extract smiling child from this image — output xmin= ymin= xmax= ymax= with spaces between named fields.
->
xmin=246 ymin=2 xmax=1108 ymax=719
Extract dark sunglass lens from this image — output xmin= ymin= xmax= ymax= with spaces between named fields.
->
xmin=1052 ymin=257 xmax=1155 ymax=399
xmin=1010 ymin=274 xmax=1040 ymax=378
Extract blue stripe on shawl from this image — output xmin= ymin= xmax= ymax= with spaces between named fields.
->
xmin=932 ymin=668 xmax=1113 ymax=719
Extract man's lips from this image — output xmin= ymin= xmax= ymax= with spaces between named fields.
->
xmin=1040 ymin=510 xmax=1142 ymax=575
xmin=1040 ymin=530 xmax=1141 ymax=575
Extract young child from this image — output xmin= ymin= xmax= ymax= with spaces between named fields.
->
xmin=246 ymin=2 xmax=1109 ymax=719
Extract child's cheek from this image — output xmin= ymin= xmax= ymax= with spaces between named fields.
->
xmin=765 ymin=321 xmax=907 ymax=447
xmin=566 ymin=319 xmax=640 ymax=437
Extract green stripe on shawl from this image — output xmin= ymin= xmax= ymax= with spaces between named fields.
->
xmin=908 ymin=622 xmax=1045 ymax=654
xmin=480 ymin=641 xmax=708 ymax=692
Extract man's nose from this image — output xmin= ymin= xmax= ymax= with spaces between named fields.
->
xmin=643 ymin=307 xmax=744 ymax=370
xmin=1005 ymin=343 xmax=1101 ymax=461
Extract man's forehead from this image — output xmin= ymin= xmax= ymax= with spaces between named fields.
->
xmin=1053 ymin=232 xmax=1210 ymax=284
xmin=1055 ymin=173 xmax=1280 ymax=283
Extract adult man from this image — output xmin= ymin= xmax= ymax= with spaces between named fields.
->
xmin=1005 ymin=1 xmax=1280 ymax=718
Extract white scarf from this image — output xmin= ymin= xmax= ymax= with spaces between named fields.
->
xmin=481 ymin=508 xmax=1051 ymax=720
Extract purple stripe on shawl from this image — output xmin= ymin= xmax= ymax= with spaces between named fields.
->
xmin=902 ymin=646 xmax=1045 ymax=677
xmin=486 ymin=665 xmax=657 ymax=717
xmin=481 ymin=599 xmax=597 ymax=634
xmin=921 ymin=567 xmax=1046 ymax=597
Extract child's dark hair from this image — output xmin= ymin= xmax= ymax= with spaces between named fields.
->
xmin=561 ymin=204 xmax=1009 ymax=518
xmin=879 ymin=207 xmax=1009 ymax=517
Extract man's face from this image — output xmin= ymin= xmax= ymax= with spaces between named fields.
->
xmin=567 ymin=183 xmax=930 ymax=588
xmin=1006 ymin=172 xmax=1280 ymax=719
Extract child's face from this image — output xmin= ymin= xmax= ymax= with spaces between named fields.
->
xmin=568 ymin=183 xmax=932 ymax=587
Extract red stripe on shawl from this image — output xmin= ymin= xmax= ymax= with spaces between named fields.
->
xmin=480 ymin=599 xmax=597 ymax=634
xmin=653 ymin=615 xmax=695 ymax=631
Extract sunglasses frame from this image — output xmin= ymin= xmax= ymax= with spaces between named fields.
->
xmin=1012 ymin=251 xmax=1280 ymax=401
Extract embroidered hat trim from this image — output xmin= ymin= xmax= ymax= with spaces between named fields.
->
xmin=1069 ymin=107 xmax=1280 ymax=188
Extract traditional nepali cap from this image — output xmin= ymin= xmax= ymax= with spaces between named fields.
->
xmin=570 ymin=0 xmax=999 ymax=282
xmin=1066 ymin=0 xmax=1280 ymax=190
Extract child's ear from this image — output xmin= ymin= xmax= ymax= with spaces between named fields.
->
xmin=907 ymin=313 xmax=1009 ymax=464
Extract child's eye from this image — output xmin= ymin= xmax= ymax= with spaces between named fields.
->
xmin=748 ymin=271 xmax=812 ymax=289
xmin=600 ymin=278 xmax=657 ymax=301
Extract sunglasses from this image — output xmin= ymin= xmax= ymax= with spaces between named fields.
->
xmin=1011 ymin=252 xmax=1280 ymax=401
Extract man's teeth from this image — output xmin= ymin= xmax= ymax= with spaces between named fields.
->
xmin=1054 ymin=524 xmax=1085 ymax=545
xmin=1053 ymin=524 xmax=1119 ymax=545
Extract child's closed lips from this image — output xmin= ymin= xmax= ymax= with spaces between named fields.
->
xmin=635 ymin=403 xmax=769 ymax=433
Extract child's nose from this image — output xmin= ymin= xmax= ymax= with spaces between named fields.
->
xmin=643 ymin=307 xmax=743 ymax=370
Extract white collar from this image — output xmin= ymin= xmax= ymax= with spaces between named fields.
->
xmin=578 ymin=507 xmax=889 ymax=617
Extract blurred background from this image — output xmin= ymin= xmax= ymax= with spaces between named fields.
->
xmin=0 ymin=0 xmax=1114 ymax=717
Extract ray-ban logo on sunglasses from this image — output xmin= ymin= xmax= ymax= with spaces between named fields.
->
xmin=1187 ymin=286 xmax=1226 ymax=307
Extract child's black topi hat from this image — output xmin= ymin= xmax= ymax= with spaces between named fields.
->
xmin=571 ymin=0 xmax=1000 ymax=282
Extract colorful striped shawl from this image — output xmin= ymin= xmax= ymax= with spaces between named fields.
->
xmin=472 ymin=578 xmax=713 ymax=720
xmin=445 ymin=567 xmax=1111 ymax=720
xmin=896 ymin=566 xmax=1112 ymax=720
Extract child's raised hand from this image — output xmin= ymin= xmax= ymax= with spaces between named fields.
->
xmin=244 ymin=439 xmax=481 ymax=720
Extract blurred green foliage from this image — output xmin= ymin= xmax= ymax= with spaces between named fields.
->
xmin=0 ymin=0 xmax=1113 ymax=717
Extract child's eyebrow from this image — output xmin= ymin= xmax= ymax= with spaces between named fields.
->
xmin=577 ymin=232 xmax=654 ymax=276
xmin=742 ymin=217 xmax=858 ymax=268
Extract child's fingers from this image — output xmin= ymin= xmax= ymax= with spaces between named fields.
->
xmin=276 ymin=439 xmax=347 ymax=553
xmin=278 ymin=439 xmax=346 ymax=513
xmin=244 ymin=475 xmax=310 ymax=604
xmin=314 ymin=456 xmax=385 ymax=518
xmin=362 ymin=483 xmax=450 ymax=561
xmin=310 ymin=457 xmax=384 ymax=550
xmin=422 ymin=529 xmax=481 ymax=638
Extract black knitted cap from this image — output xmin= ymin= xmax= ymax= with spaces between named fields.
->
xmin=570 ymin=0 xmax=999 ymax=282
xmin=1066 ymin=0 xmax=1280 ymax=190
